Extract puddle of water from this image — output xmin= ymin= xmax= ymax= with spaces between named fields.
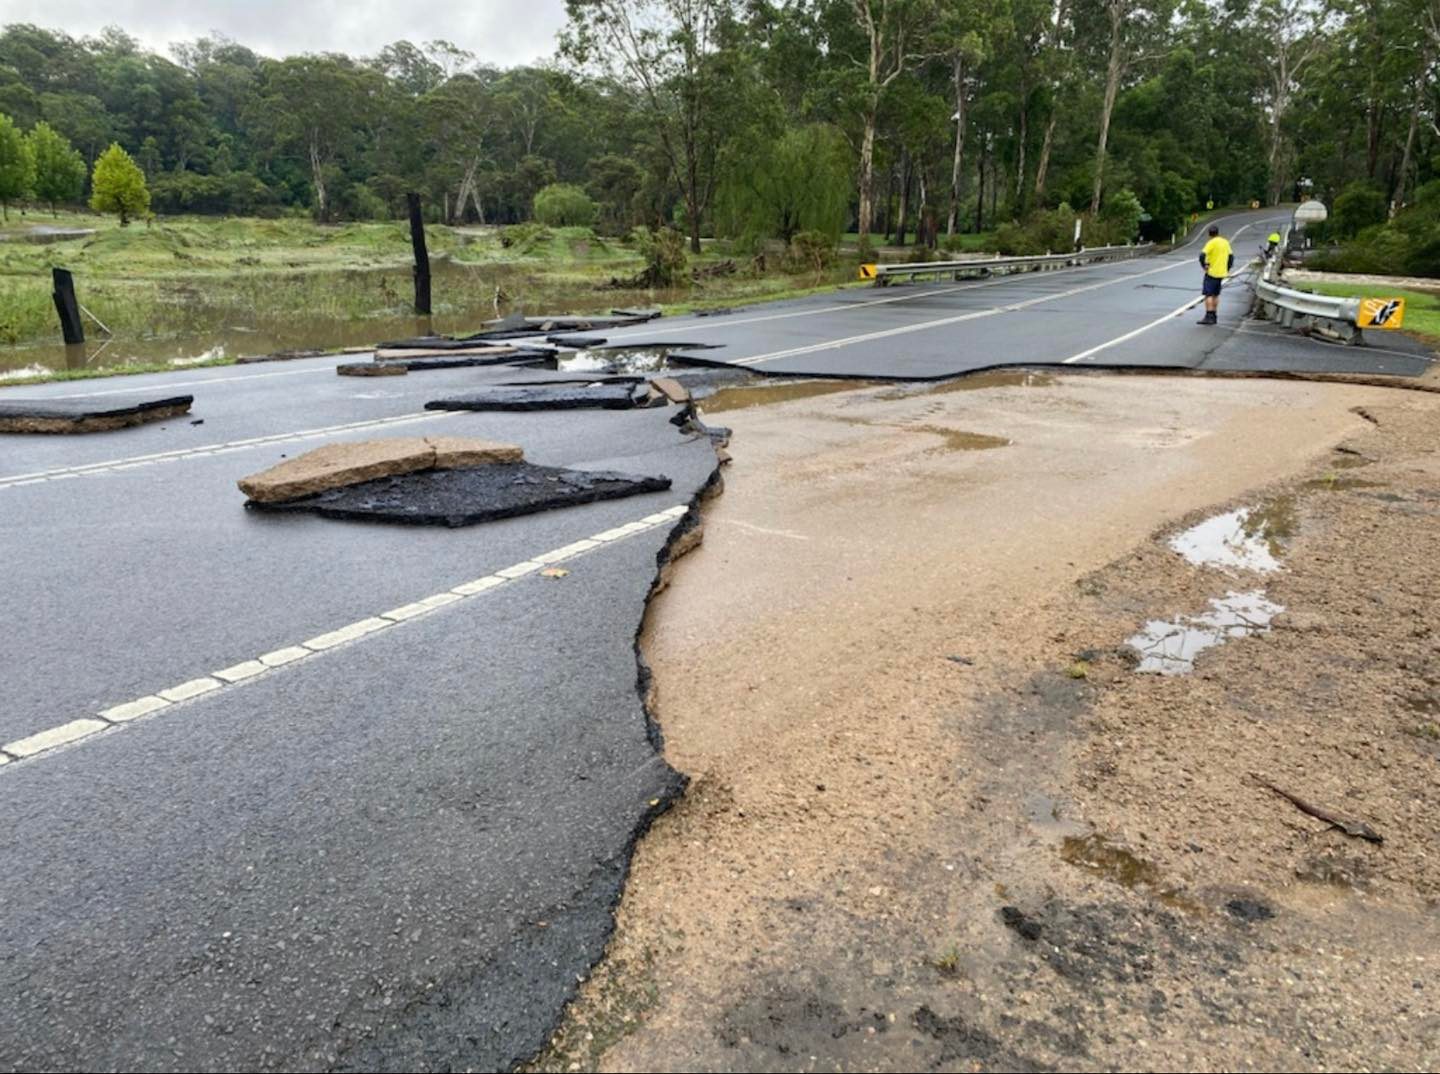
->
xmin=821 ymin=414 xmax=1010 ymax=452
xmin=555 ymin=347 xmax=673 ymax=375
xmin=1127 ymin=590 xmax=1284 ymax=674
xmin=699 ymin=378 xmax=877 ymax=413
xmin=879 ymin=370 xmax=1057 ymax=401
xmin=1330 ymin=454 xmax=1373 ymax=469
xmin=1169 ymin=498 xmax=1294 ymax=573
xmin=1303 ymin=476 xmax=1385 ymax=492
xmin=909 ymin=424 xmax=1009 ymax=452
xmin=1060 ymin=833 xmax=1202 ymax=912
xmin=1025 ymin=792 xmax=1090 ymax=840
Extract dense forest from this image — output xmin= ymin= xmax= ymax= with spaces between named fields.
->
xmin=0 ymin=0 xmax=1436 ymax=255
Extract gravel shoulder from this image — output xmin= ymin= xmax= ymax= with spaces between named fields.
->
xmin=529 ymin=372 xmax=1440 ymax=1072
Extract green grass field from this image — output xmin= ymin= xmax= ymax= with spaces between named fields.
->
xmin=0 ymin=214 xmax=860 ymax=379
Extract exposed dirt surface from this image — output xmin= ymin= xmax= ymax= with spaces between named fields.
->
xmin=527 ymin=371 xmax=1440 ymax=1072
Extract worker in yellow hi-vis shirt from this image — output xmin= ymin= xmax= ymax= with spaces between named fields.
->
xmin=1197 ymin=224 xmax=1233 ymax=325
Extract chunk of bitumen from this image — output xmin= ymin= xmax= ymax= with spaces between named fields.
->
xmin=547 ymin=335 xmax=608 ymax=347
xmin=337 ymin=362 xmax=409 ymax=377
xmin=999 ymin=905 xmax=1045 ymax=941
xmin=0 ymin=395 xmax=194 ymax=434
xmin=249 ymin=462 xmax=672 ymax=527
xmin=426 ymin=383 xmax=646 ymax=412
xmin=1224 ymin=898 xmax=1276 ymax=923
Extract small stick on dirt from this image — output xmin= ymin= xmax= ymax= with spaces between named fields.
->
xmin=1250 ymin=773 xmax=1383 ymax=844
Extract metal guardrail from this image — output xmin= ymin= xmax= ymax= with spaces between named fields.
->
xmin=1251 ymin=226 xmax=1365 ymax=343
xmin=872 ymin=242 xmax=1154 ymax=285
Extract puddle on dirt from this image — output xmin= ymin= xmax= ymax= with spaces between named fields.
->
xmin=1330 ymin=454 xmax=1374 ymax=469
xmin=1170 ymin=497 xmax=1295 ymax=572
xmin=1025 ymin=792 xmax=1090 ymax=840
xmin=821 ymin=414 xmax=1010 ymax=452
xmin=878 ymin=370 xmax=1057 ymax=401
xmin=910 ymin=424 xmax=1010 ymax=452
xmin=1060 ymin=833 xmax=1202 ymax=912
xmin=1303 ymin=476 xmax=1386 ymax=492
xmin=699 ymin=379 xmax=879 ymax=413
xmin=1127 ymin=590 xmax=1284 ymax=674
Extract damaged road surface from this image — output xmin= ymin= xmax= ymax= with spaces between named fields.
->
xmin=3 ymin=206 xmax=1439 ymax=1074
xmin=254 ymin=463 xmax=673 ymax=527
xmin=0 ymin=359 xmax=720 ymax=1072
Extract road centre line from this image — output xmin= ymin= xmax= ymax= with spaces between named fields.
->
xmin=596 ymin=213 xmax=1276 ymax=349
xmin=5 ymin=364 xmax=334 ymax=400
xmin=599 ymin=252 xmax=1162 ymax=345
xmin=0 ymin=410 xmax=447 ymax=490
xmin=1062 ymin=295 xmax=1203 ymax=363
xmin=0 ymin=502 xmax=691 ymax=769
xmin=731 ymin=258 xmax=1194 ymax=367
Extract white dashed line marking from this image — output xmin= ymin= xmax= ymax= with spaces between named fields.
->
xmin=0 ymin=503 xmax=691 ymax=769
xmin=728 ymin=259 xmax=1194 ymax=367
xmin=0 ymin=410 xmax=448 ymax=491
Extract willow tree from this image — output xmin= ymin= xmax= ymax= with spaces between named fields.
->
xmin=714 ymin=122 xmax=853 ymax=242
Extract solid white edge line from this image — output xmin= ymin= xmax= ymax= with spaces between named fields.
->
xmin=0 ymin=501 xmax=692 ymax=768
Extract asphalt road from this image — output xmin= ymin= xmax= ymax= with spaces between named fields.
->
xmin=590 ymin=209 xmax=1432 ymax=380
xmin=0 ymin=207 xmax=1433 ymax=1072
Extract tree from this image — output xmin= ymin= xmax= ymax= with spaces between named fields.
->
xmin=822 ymin=0 xmax=935 ymax=242
xmin=244 ymin=56 xmax=383 ymax=221
xmin=933 ymin=0 xmax=996 ymax=234
xmin=89 ymin=142 xmax=149 ymax=224
xmin=563 ymin=0 xmax=742 ymax=253
xmin=534 ymin=182 xmax=598 ymax=225
xmin=1249 ymin=0 xmax=1328 ymax=205
xmin=1076 ymin=0 xmax=1172 ymax=216
xmin=715 ymin=122 xmax=852 ymax=241
xmin=27 ymin=120 xmax=86 ymax=212
xmin=0 ymin=112 xmax=34 ymax=218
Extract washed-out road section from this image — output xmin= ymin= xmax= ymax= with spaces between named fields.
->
xmin=0 ymin=206 xmax=1433 ymax=1072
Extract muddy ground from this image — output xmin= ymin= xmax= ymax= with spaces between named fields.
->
xmin=529 ymin=371 xmax=1440 ymax=1072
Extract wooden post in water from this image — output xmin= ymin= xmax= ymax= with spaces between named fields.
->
xmin=52 ymin=267 xmax=84 ymax=345
xmin=407 ymin=192 xmax=431 ymax=316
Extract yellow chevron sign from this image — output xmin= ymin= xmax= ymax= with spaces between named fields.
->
xmin=858 ymin=263 xmax=878 ymax=280
xmin=1357 ymin=297 xmax=1405 ymax=329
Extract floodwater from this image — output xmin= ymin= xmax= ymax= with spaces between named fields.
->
xmin=552 ymin=344 xmax=722 ymax=376
xmin=699 ymin=379 xmax=878 ymax=413
xmin=0 ymin=260 xmax=691 ymax=378
xmin=1169 ymin=497 xmax=1295 ymax=572
xmin=1127 ymin=590 xmax=1284 ymax=674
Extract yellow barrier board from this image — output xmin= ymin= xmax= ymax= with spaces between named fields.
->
xmin=858 ymin=263 xmax=878 ymax=280
xmin=1357 ymin=297 xmax=1405 ymax=329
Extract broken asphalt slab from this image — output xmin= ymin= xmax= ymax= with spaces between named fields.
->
xmin=0 ymin=395 xmax=194 ymax=434
xmin=250 ymin=461 xmax=672 ymax=527
xmin=238 ymin=437 xmax=523 ymax=503
xmin=426 ymin=383 xmax=647 ymax=412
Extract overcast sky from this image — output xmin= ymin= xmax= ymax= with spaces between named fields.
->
xmin=3 ymin=1 xmax=569 ymax=65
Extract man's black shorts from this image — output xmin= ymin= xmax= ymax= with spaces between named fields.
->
xmin=1202 ymin=274 xmax=1223 ymax=297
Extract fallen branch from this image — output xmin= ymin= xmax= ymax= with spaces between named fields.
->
xmin=1250 ymin=773 xmax=1383 ymax=844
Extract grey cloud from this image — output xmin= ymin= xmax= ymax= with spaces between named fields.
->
xmin=1 ymin=0 xmax=567 ymax=65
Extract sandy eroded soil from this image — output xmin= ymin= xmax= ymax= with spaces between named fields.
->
xmin=530 ymin=370 xmax=1440 ymax=1073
